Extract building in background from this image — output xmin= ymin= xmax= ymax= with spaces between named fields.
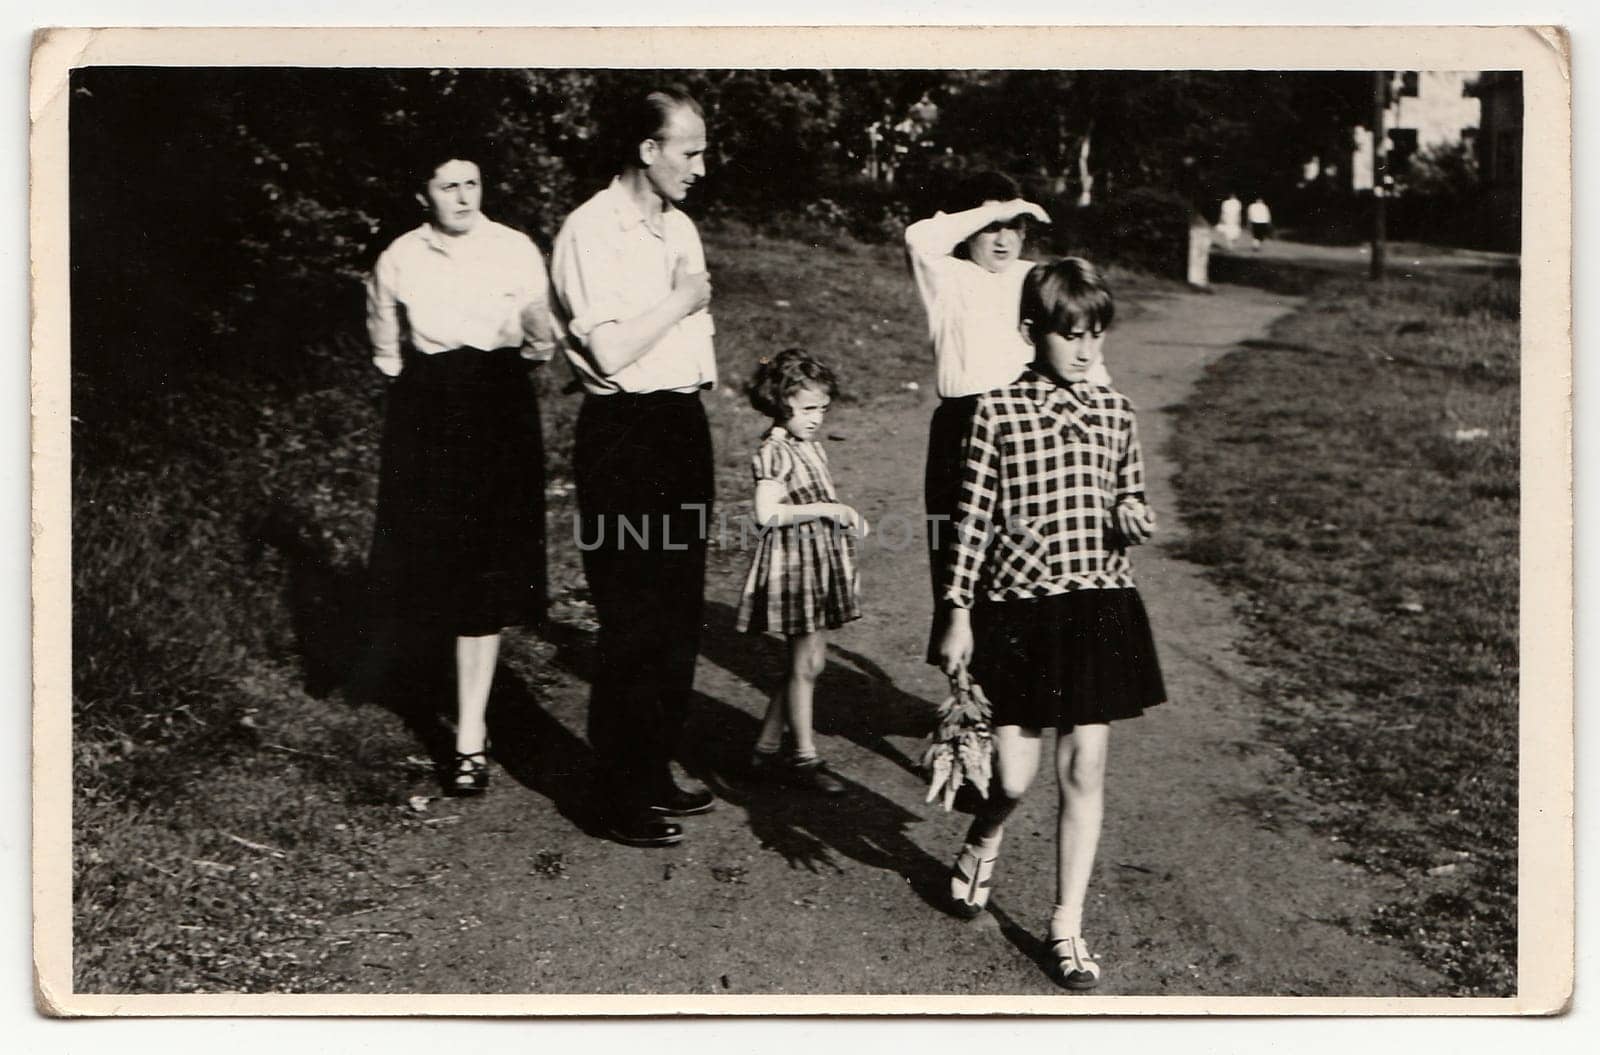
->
xmin=1349 ymin=71 xmax=1481 ymax=192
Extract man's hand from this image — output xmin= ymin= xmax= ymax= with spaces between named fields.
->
xmin=673 ymin=256 xmax=712 ymax=317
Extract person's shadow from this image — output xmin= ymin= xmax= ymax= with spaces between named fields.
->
xmin=680 ymin=681 xmax=953 ymax=915
xmin=248 ymin=501 xmax=602 ymax=834
xmin=253 ymin=510 xmax=1052 ymax=980
xmin=695 ymin=598 xmax=934 ymax=780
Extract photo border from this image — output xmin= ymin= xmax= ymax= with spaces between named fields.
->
xmin=28 ymin=23 xmax=1573 ymax=1018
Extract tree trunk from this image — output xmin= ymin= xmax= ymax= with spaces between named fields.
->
xmin=1076 ymin=131 xmax=1094 ymax=207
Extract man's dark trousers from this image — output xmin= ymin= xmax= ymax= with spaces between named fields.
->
xmin=574 ymin=390 xmax=713 ymax=818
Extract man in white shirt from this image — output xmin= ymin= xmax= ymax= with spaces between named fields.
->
xmin=550 ymin=87 xmax=716 ymax=848
xmin=1247 ymin=196 xmax=1273 ymax=249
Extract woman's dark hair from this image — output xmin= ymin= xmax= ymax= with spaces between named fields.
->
xmin=1020 ymin=257 xmax=1116 ymax=344
xmin=410 ymin=139 xmax=485 ymax=194
xmin=746 ymin=348 xmax=840 ymax=422
xmin=947 ymin=170 xmax=1021 ymax=213
xmin=613 ymin=86 xmax=704 ymax=170
xmin=947 ymin=170 xmax=1027 ymax=260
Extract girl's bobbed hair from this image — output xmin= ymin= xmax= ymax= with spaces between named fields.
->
xmin=1020 ymin=256 xmax=1116 ymax=343
xmin=746 ymin=348 xmax=839 ymax=422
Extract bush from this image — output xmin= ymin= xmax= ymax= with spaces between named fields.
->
xmin=1041 ymin=185 xmax=1194 ymax=278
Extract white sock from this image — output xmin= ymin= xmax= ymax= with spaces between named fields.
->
xmin=969 ymin=831 xmax=1003 ymax=859
xmin=1050 ymin=903 xmax=1081 ymax=939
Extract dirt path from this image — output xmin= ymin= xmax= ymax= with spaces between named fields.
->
xmin=322 ymin=279 xmax=1446 ymax=997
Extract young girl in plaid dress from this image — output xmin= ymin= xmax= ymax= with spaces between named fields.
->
xmin=737 ymin=349 xmax=866 ymax=794
xmin=938 ymin=258 xmax=1166 ymax=990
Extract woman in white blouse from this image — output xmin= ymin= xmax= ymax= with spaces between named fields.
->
xmin=906 ymin=172 xmax=1076 ymax=663
xmin=364 ymin=146 xmax=558 ymax=797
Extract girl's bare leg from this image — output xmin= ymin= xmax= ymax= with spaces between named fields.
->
xmin=1052 ymin=723 xmax=1110 ymax=936
xmin=755 ymin=686 xmax=787 ymax=754
xmin=784 ymin=631 xmax=828 ymax=758
xmin=964 ymin=724 xmax=1042 ymax=848
xmin=949 ymin=724 xmax=1040 ymax=912
xmin=454 ymin=633 xmax=501 ymax=754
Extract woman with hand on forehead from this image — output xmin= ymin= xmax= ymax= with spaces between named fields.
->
xmin=364 ymin=142 xmax=557 ymax=798
xmin=905 ymin=172 xmax=1112 ymax=666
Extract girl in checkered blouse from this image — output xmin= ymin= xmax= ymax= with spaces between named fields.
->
xmin=937 ymin=258 xmax=1166 ymax=990
xmin=736 ymin=349 xmax=866 ymax=795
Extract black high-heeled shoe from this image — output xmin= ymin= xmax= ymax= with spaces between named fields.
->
xmin=442 ymin=750 xmax=489 ymax=797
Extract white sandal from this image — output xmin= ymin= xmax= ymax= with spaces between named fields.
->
xmin=948 ymin=845 xmax=997 ymax=919
xmin=1050 ymin=933 xmax=1102 ymax=990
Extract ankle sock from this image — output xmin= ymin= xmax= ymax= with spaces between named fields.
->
xmin=971 ymin=831 xmax=1003 ymax=859
xmin=792 ymin=747 xmax=819 ymax=764
xmin=1050 ymin=903 xmax=1081 ymax=939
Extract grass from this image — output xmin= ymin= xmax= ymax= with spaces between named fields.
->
xmin=1169 ymin=262 xmax=1520 ymax=995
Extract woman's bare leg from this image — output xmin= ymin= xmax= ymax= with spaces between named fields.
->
xmin=454 ymin=633 xmax=500 ymax=755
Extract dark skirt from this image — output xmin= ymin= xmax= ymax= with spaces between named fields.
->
xmin=968 ymin=588 xmax=1166 ymax=731
xmin=924 ymin=395 xmax=979 ymax=662
xmin=368 ymin=346 xmax=547 ymax=636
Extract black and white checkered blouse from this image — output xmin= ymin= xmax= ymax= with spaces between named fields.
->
xmin=943 ymin=369 xmax=1154 ymax=608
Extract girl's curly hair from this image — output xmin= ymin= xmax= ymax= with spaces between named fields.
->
xmin=746 ymin=348 xmax=840 ymax=422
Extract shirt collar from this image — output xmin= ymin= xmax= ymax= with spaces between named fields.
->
xmin=603 ymin=176 xmax=676 ymax=234
xmin=1021 ymin=367 xmax=1099 ymax=408
xmin=417 ymin=218 xmax=490 ymax=254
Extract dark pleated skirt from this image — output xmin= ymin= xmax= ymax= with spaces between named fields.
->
xmin=969 ymin=588 xmax=1166 ymax=731
xmin=925 ymin=395 xmax=980 ymax=663
xmin=368 ymin=346 xmax=547 ymax=636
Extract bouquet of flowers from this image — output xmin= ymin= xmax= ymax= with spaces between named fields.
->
xmin=923 ymin=668 xmax=994 ymax=811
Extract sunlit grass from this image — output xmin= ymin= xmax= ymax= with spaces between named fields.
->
xmin=1170 ymin=265 xmax=1519 ymax=995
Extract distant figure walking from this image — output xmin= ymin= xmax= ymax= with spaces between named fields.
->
xmin=1247 ymin=196 xmax=1273 ymax=250
xmin=1216 ymin=193 xmax=1243 ymax=247
xmin=364 ymin=145 xmax=556 ymax=798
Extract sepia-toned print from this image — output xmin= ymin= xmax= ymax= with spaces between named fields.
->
xmin=29 ymin=25 xmax=1571 ymax=1017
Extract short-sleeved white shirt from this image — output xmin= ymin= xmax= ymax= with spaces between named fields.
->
xmin=550 ymin=178 xmax=717 ymax=395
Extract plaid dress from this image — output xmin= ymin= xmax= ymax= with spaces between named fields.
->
xmin=736 ymin=427 xmax=863 ymax=635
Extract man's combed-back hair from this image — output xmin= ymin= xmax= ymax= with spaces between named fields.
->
xmin=613 ymin=85 xmax=704 ymax=170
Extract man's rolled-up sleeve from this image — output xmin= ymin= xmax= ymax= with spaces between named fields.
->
xmin=551 ymin=220 xmax=627 ymax=346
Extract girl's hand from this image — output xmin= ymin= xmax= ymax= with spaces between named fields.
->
xmin=835 ymin=504 xmax=870 ymax=538
xmin=1114 ymin=497 xmax=1155 ymax=546
xmin=938 ymin=609 xmax=974 ymax=677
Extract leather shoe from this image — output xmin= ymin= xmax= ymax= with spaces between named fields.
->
xmin=648 ymin=779 xmax=715 ymax=817
xmin=604 ymin=811 xmax=684 ymax=848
